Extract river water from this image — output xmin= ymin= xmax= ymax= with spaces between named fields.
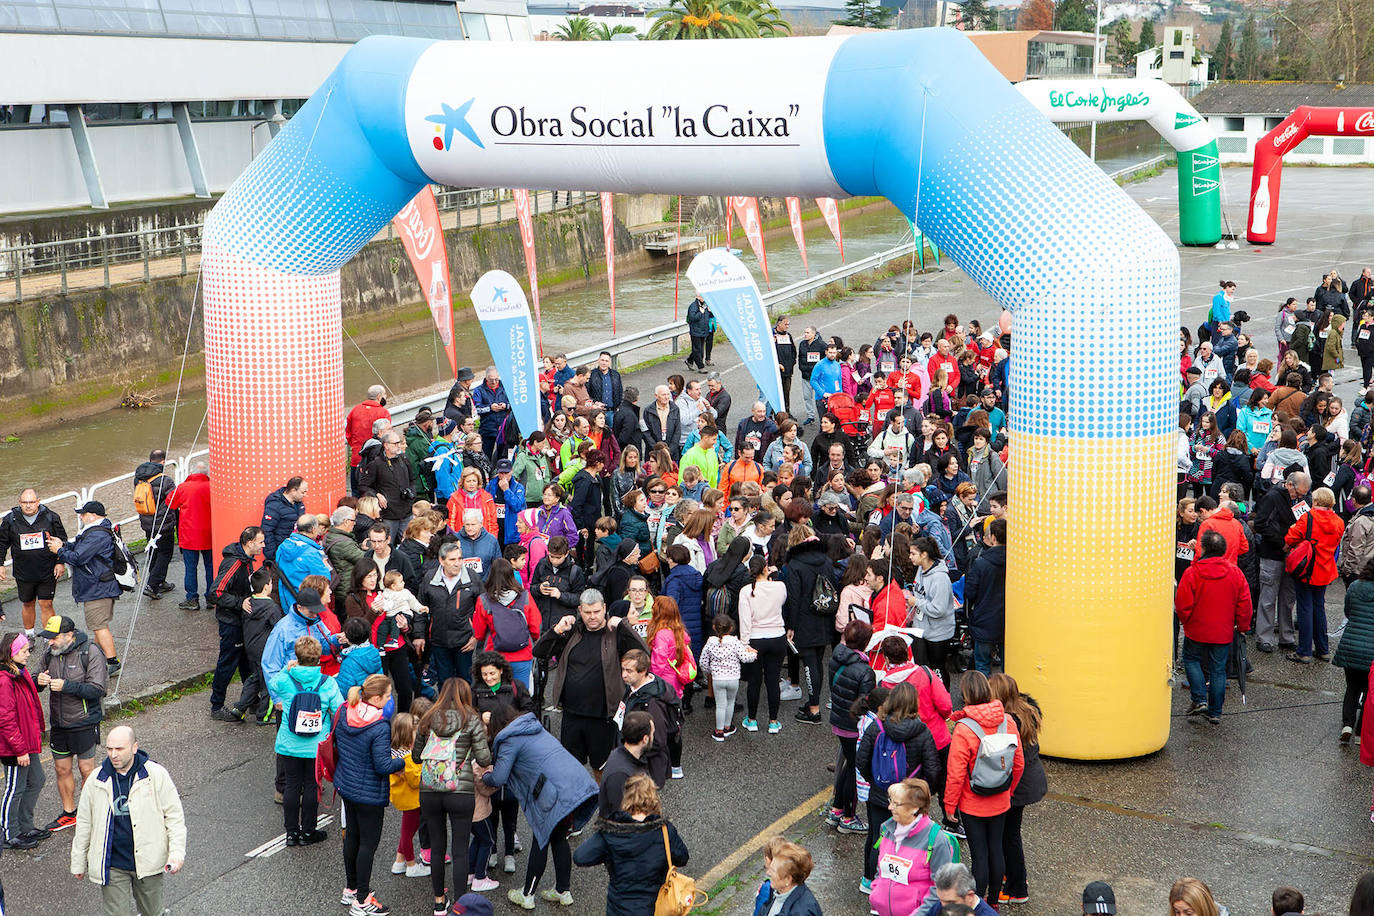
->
xmin=2 ymin=132 xmax=1162 ymax=504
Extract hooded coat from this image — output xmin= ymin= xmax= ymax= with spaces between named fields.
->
xmin=781 ymin=539 xmax=836 ymax=650
xmin=39 ymin=631 xmax=107 ymax=729
xmin=573 ymin=812 xmax=690 ymax=916
xmin=0 ymin=663 xmax=44 ymax=757
xmin=662 ymin=563 xmax=706 ymax=655
xmin=1175 ymin=555 xmax=1253 ymax=643
xmin=269 ymin=664 xmax=344 ymax=758
xmin=482 ymin=713 xmax=598 ymax=847
xmin=828 ymin=644 xmax=876 ymax=733
xmin=856 ymin=714 xmax=944 ymax=811
xmin=1284 ymin=507 xmax=1345 ymax=587
xmin=944 ymin=699 xmax=1024 ymax=819
xmin=333 ymin=701 xmax=405 ymax=807
xmin=964 ymin=544 xmax=1006 ymax=643
xmin=260 ymin=488 xmax=304 ymax=560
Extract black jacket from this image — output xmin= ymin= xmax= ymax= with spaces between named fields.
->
xmin=827 ymin=644 xmax=875 ymax=732
xmin=1306 ymin=436 xmax=1337 ymax=486
xmin=781 ymin=539 xmax=835 ymax=649
xmin=358 ymin=455 xmax=415 ymax=522
xmin=588 ymin=368 xmax=623 ymax=411
xmin=132 ymin=461 xmax=177 ymax=537
xmin=622 ymin=674 xmax=678 ymax=786
xmin=416 ymin=562 xmax=481 ymax=648
xmin=573 ymin=812 xmax=689 ymax=916
xmin=1209 ymin=448 xmax=1255 ymax=501
xmin=597 ymin=746 xmax=650 ymax=818
xmin=1009 ymin=697 xmax=1048 ymax=806
xmin=474 ymin=679 xmax=535 ymax=717
xmin=530 ymin=557 xmax=586 ymax=636
xmin=211 ymin=542 xmax=256 ymax=626
xmin=365 ymin=547 xmax=419 ymax=596
xmin=856 ymin=714 xmax=944 ymax=810
xmin=613 ymin=403 xmax=642 ymax=456
xmin=243 ymin=596 xmax=283 ymax=663
xmin=798 ymin=336 xmax=827 ymax=380
xmin=1253 ymin=485 xmax=1309 ymax=561
xmin=707 ymin=388 xmax=732 ymax=428
xmin=0 ymin=504 xmax=67 ymax=581
xmin=533 ymin=620 xmax=649 ymax=718
xmin=964 ymin=544 xmax=1007 ymax=643
xmin=642 ymin=404 xmax=682 ymax=460
xmin=686 ymin=297 xmax=712 ymax=337
xmin=774 ymin=327 xmax=797 ymax=376
xmin=569 ymin=469 xmax=603 ymax=532
xmin=811 ymin=428 xmax=857 ymax=469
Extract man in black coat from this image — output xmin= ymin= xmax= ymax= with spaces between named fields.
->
xmin=1253 ymin=470 xmax=1311 ymax=653
xmin=613 ymin=387 xmax=643 ymax=455
xmin=964 ymin=518 xmax=1007 ymax=676
xmin=773 ymin=316 xmax=797 ymax=414
xmin=619 ymin=649 xmax=677 ymax=786
xmin=570 ymin=451 xmax=607 ymax=567
xmin=357 ymin=430 xmax=416 ymax=539
xmin=133 ymin=450 xmax=178 ymax=599
xmin=208 ymin=526 xmax=265 ymax=722
xmin=260 ymin=477 xmax=307 ymax=561
xmin=599 ymin=710 xmax=654 ymax=816
xmin=642 ymin=386 xmax=682 ymax=460
xmin=588 ymin=351 xmax=624 ymax=423
xmin=416 ymin=541 xmax=482 ymax=685
xmin=531 ymin=537 xmax=586 ymax=637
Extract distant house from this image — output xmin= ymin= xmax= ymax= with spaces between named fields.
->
xmin=964 ymin=30 xmax=1099 ymax=82
xmin=1134 ymin=26 xmax=1210 ymax=92
xmin=1192 ymin=81 xmax=1374 ymax=164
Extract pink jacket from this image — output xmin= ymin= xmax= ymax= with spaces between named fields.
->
xmin=879 ymin=663 xmax=953 ymax=750
xmin=650 ymin=628 xmax=697 ymax=698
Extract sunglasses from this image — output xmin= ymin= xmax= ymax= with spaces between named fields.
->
xmin=650 ymin=488 xmax=666 ymax=494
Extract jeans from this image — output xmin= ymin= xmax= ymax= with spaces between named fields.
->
xmin=102 ymin=869 xmax=163 ymax=916
xmin=342 ymin=800 xmax=385 ymax=897
xmin=1344 ymin=666 xmax=1368 ymax=730
xmin=962 ymin=810 xmax=1007 ymax=901
xmin=180 ymin=547 xmax=214 ymax=600
xmin=1001 ymin=804 xmax=1028 ymax=898
xmin=429 ymin=645 xmax=472 ymax=688
xmin=510 ymin=658 xmax=533 ymax=691
xmin=832 ymin=735 xmax=857 ymax=818
xmin=420 ymin=790 xmax=475 ymax=900
xmin=1 ymin=759 xmax=45 ymax=839
xmin=1182 ymin=637 xmax=1230 ymax=716
xmin=745 ymin=636 xmax=787 ymax=721
xmin=279 ymin=753 xmax=317 ymax=834
xmin=1257 ymin=558 xmax=1297 ymax=646
xmin=712 ymin=678 xmax=740 ymax=731
xmin=1294 ymin=581 xmax=1329 ymax=657
xmin=210 ymin=620 xmax=250 ymax=710
xmin=973 ymin=640 xmax=998 ymax=676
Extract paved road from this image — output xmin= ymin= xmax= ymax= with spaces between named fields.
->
xmin=8 ymin=166 xmax=1374 ymax=915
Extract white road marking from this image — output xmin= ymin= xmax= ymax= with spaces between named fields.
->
xmin=245 ymin=815 xmax=335 ymax=859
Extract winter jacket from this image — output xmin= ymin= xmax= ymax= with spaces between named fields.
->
xmin=458 ymin=528 xmax=502 ymax=579
xmin=650 ymin=629 xmax=696 ymax=699
xmin=1008 ymin=697 xmax=1048 ymax=807
xmin=482 ymin=712 xmax=599 ymax=847
xmin=964 ymin=544 xmax=1006 ymax=643
xmin=530 ymin=556 xmax=586 ymax=637
xmin=944 ymin=700 xmax=1024 ymax=819
xmin=486 ymin=477 xmax=527 ymax=544
xmin=346 ymin=399 xmax=391 ymax=467
xmin=334 ymin=641 xmax=382 ymax=698
xmin=910 ymin=562 xmax=957 ymax=642
xmin=0 ymin=503 xmax=66 ymax=582
xmin=166 ymin=472 xmax=212 ymax=550
xmin=828 ymin=644 xmax=876 ymax=733
xmin=1209 ymin=449 xmax=1255 ymax=500
xmin=243 ymin=596 xmax=283 ymax=666
xmin=0 ymin=665 xmax=44 ymax=756
xmin=322 ymin=527 xmax=365 ymax=604
xmin=879 ymin=663 xmax=953 ymax=751
xmin=416 ymin=562 xmax=482 ymax=650
xmin=269 ymin=664 xmax=343 ymax=758
xmin=275 ymin=533 xmax=330 ymax=613
xmin=622 ymin=674 xmax=678 ymax=785
xmin=473 ymin=381 xmax=513 ymax=440
xmin=798 ymin=336 xmax=827 ymax=379
xmin=132 ymin=461 xmax=177 ymax=538
xmin=857 ymin=714 xmax=943 ymax=811
xmin=71 ymin=750 xmax=185 ymax=885
xmin=39 ymin=631 xmax=107 ymax=729
xmin=429 ymin=437 xmax=464 ymax=501
xmin=642 ymin=404 xmax=682 ymax=460
xmin=867 ymin=814 xmax=955 ymax=916
xmin=533 ymin=619 xmax=649 ymax=718
xmin=588 ymin=367 xmax=624 ymax=411
xmin=758 ymin=882 xmax=824 ymax=916
xmin=334 ymin=702 xmax=405 ymax=807
xmin=411 ymin=708 xmax=492 ymax=795
xmin=662 ymin=564 xmax=706 ymax=654
xmin=1197 ymin=508 xmax=1249 ymax=567
xmin=1336 ymin=579 xmax=1374 ymax=672
xmin=262 ymin=607 xmax=338 ymax=703
xmin=1340 ymin=505 xmax=1374 ymax=579
xmin=1253 ymin=485 xmax=1310 ymax=561
xmin=260 ymin=488 xmax=305 ymax=560
xmin=686 ymin=297 xmax=712 ymax=337
xmin=472 ymin=590 xmax=541 ymax=661
xmin=1175 ymin=556 xmax=1252 ymax=643
xmin=209 ymin=542 xmax=257 ymax=626
xmin=473 ymin=678 xmax=535 ymax=718
xmin=358 ymin=454 xmax=415 ymax=523
xmin=618 ymin=508 xmax=653 ymax=557
xmin=1236 ymin=406 xmax=1274 ymax=452
xmin=569 ymin=469 xmax=603 ymax=533
xmin=573 ymin=812 xmax=689 ymax=916
xmin=781 ymin=539 xmax=836 ymax=650
xmin=534 ymin=505 xmax=580 ymax=549
xmin=55 ymin=519 xmax=122 ymax=604
xmin=1268 ymin=386 xmax=1307 ymax=421
xmin=1285 ymin=507 xmax=1345 ymax=586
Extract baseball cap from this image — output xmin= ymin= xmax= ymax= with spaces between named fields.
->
xmin=453 ymin=892 xmax=495 ymax=916
xmin=43 ymin=615 xmax=76 ymax=638
xmin=76 ymin=501 xmax=106 ymax=516
xmin=495 ymin=459 xmax=514 ymax=473
xmin=1083 ymin=881 xmax=1116 ymax=915
xmin=295 ymin=587 xmax=327 ymax=616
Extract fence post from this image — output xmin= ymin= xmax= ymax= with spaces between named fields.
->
xmin=59 ymin=244 xmax=68 ymax=295
xmin=180 ymin=232 xmax=188 ymax=276
xmin=143 ymin=231 xmax=150 ymax=282
xmin=102 ymin=240 xmax=110 ymax=288
xmin=496 ymin=195 xmax=502 ymax=223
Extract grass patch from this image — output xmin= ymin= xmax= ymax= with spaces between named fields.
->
xmin=108 ymin=671 xmax=214 ymax=720
xmin=694 ymin=874 xmax=744 ymax=916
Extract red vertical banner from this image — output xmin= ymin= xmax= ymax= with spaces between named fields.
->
xmin=730 ymin=196 xmax=769 ymax=286
xmin=600 ymin=191 xmax=616 ymax=334
xmin=817 ymin=197 xmax=844 ymax=262
xmin=513 ymin=188 xmax=543 ymax=351
xmin=392 ymin=186 xmax=457 ymax=377
xmin=785 ymin=196 xmax=809 ymax=275
xmin=725 ymin=196 xmax=734 ymax=242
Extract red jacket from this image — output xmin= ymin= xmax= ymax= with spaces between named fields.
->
xmin=167 ymin=472 xmax=213 ymax=550
xmin=1197 ymin=509 xmax=1248 ymax=568
xmin=880 ymin=662 xmax=953 ymax=750
xmin=944 ymin=700 xmax=1023 ymax=818
xmin=0 ymin=666 xmax=44 ymax=756
xmin=1285 ymin=507 xmax=1345 ymax=587
xmin=346 ymin=399 xmax=391 ymax=468
xmin=1175 ymin=556 xmax=1252 ymax=643
xmin=863 ymin=388 xmax=896 ymax=430
xmin=866 ymin=582 xmax=909 ymax=670
xmin=471 ymin=591 xmax=542 ymax=662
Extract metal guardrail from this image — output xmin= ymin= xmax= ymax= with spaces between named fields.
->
xmin=1108 ymin=154 xmax=1170 ymax=182
xmin=10 ymin=236 xmax=921 ymax=566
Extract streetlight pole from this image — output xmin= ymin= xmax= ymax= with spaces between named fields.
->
xmin=1089 ymin=0 xmax=1101 ymax=160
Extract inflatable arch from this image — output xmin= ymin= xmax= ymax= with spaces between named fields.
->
xmin=1247 ymin=106 xmax=1374 ymax=244
xmin=203 ymin=28 xmax=1179 ymax=759
xmin=1017 ymin=78 xmax=1222 ymax=246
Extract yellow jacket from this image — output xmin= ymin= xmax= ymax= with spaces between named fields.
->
xmin=390 ymin=752 xmax=421 ymax=811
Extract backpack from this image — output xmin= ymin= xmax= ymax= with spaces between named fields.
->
xmin=704 ymin=585 xmax=730 ymax=619
xmin=419 ymin=730 xmax=468 ymax=792
xmin=1284 ymin=511 xmax=1318 ymax=582
xmin=810 ymin=573 xmax=839 ymax=618
xmin=133 ymin=473 xmax=164 ymax=516
xmin=655 ymin=824 xmax=705 ymax=916
xmin=97 ymin=527 xmax=138 ymax=592
xmin=482 ymin=594 xmax=531 ymax=654
xmin=962 ymin=716 xmax=1019 ymax=796
xmin=287 ymin=683 xmax=324 ymax=736
xmin=870 ymin=720 xmax=916 ymax=793
xmin=315 ymin=713 xmax=342 ymax=788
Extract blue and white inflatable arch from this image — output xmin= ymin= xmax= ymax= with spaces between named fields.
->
xmin=204 ymin=28 xmax=1179 ymax=760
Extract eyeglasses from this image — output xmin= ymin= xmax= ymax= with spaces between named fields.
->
xmin=650 ymin=488 xmax=666 ymax=494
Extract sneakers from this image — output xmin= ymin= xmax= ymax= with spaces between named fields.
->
xmin=45 ymin=811 xmax=77 ymax=832
xmin=723 ymin=725 xmax=737 ymax=738
xmin=824 ymin=808 xmax=842 ymax=827
xmin=779 ymin=682 xmax=803 ymax=701
xmin=514 ymin=834 xmax=522 ymax=852
xmin=471 ymin=877 xmax=501 ymax=892
xmin=350 ymin=894 xmax=390 ymax=915
xmin=211 ymin=706 xmax=245 ymax=722
xmin=670 ymin=767 xmax=684 ymax=779
xmin=1000 ymin=892 xmax=1030 ymax=904
xmin=794 ymin=708 xmax=823 ymax=724
xmin=178 ymin=598 xmax=201 ymax=611
xmin=712 ymin=729 xmax=726 ymax=741
xmin=258 ymin=709 xmax=280 ymax=727
xmin=391 ymin=861 xmax=406 ymax=875
xmin=20 ymin=827 xmax=50 ymax=843
xmin=860 ymin=877 xmax=873 ymax=895
xmin=341 ymin=889 xmax=358 ymax=908
xmin=4 ymin=834 xmax=38 ymax=850
xmin=768 ymin=721 xmax=782 ymax=735
xmin=1185 ymin=702 xmax=1206 ymax=717
xmin=106 ymin=657 xmax=121 ymax=675
xmin=504 ymin=854 xmax=517 ymax=874
xmin=275 ymin=791 xmax=284 ymax=805
xmin=1255 ymin=640 xmax=1276 ymax=653
xmin=837 ymin=815 xmax=867 ymax=834
xmin=1286 ymin=652 xmax=1312 ymax=664
xmin=742 ymin=717 xmax=759 ymax=732
xmin=942 ymin=817 xmax=965 ymax=839
xmin=432 ymin=901 xmax=449 ymax=916
xmin=540 ymin=889 xmax=574 ymax=906
xmin=1206 ymin=716 xmax=1221 ymax=725
xmin=508 ymin=890 xmax=537 ymax=910
xmin=406 ymin=862 xmax=431 ymax=878
xmin=1343 ymin=726 xmax=1355 ymax=744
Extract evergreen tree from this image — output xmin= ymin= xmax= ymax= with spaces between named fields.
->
xmin=1054 ymin=0 xmax=1092 ymax=32
xmin=833 ymin=0 xmax=895 ymax=28
xmin=1108 ymin=17 xmax=1136 ymax=68
xmin=1211 ymin=18 xmax=1233 ymax=80
xmin=1237 ymin=13 xmax=1260 ymax=79
xmin=1137 ymin=18 xmax=1156 ymax=52
xmin=960 ymin=0 xmax=999 ymax=29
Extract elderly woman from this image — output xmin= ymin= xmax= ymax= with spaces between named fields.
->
xmin=447 ymin=467 xmax=499 ymax=539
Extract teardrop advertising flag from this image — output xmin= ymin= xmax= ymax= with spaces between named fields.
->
xmin=391 ymin=186 xmax=457 ymax=376
xmin=817 ymin=197 xmax=844 ymax=261
xmin=729 ymin=196 xmax=769 ymax=286
xmin=512 ymin=189 xmax=544 ymax=351
xmin=785 ymin=197 xmax=809 ymax=275
xmin=470 ymin=269 xmax=543 ymax=437
xmin=686 ymin=250 xmax=784 ymax=412
xmin=600 ymin=191 xmax=616 ymax=334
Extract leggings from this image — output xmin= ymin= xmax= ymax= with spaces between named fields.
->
xmin=279 ymin=754 xmax=317 ymax=835
xmin=382 ymin=650 xmax=414 ymax=714
xmin=469 ymin=814 xmax=497 ymax=880
xmin=668 ymin=730 xmax=683 ymax=769
xmin=420 ymin=791 xmax=475 ymax=900
xmin=962 ymin=810 xmax=1007 ymax=902
xmin=919 ymin=638 xmax=952 ymax=684
xmin=864 ymin=799 xmax=886 ymax=880
xmin=713 ymin=678 xmax=741 ymax=731
xmin=397 ymin=808 xmax=421 ymax=860
xmin=493 ymin=789 xmax=520 ymax=855
xmin=342 ymin=800 xmax=385 ymax=898
xmin=1344 ymin=666 xmax=1368 ymax=730
xmin=832 ymin=735 xmax=858 ymax=817
xmin=524 ymin=814 xmax=574 ymax=896
xmin=799 ymin=645 xmax=826 ymax=709
xmin=1001 ymin=804 xmax=1028 ymax=898
xmin=746 ymin=636 xmax=787 ymax=721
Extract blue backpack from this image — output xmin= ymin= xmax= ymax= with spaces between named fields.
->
xmin=287 ymin=687 xmax=324 ymax=736
xmin=871 ymin=720 xmax=914 ymax=792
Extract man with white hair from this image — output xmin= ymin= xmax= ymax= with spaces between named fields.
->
xmin=71 ymin=726 xmax=185 ymax=916
xmin=934 ymin=863 xmax=997 ymax=916
xmin=345 ymin=385 xmax=390 ymax=494
xmin=643 ymin=384 xmax=682 ymax=459
xmin=323 ymin=506 xmax=364 ymax=605
xmin=458 ymin=508 xmax=501 ymax=579
xmin=167 ymin=459 xmax=213 ymax=611
xmin=473 ymin=366 xmax=513 ymax=462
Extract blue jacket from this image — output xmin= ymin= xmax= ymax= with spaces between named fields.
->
xmin=482 ymin=713 xmax=598 ymax=848
xmin=262 ymin=607 xmax=338 ymax=704
xmin=260 ymin=488 xmax=304 ymax=560
xmin=56 ymin=519 xmax=122 ymax=603
xmin=915 ymin=507 xmax=958 ymax=573
xmin=1210 ymin=289 xmax=1232 ymax=324
xmin=486 ymin=477 xmax=527 ymax=544
xmin=429 ymin=438 xmax=463 ymax=501
xmin=759 ymin=882 xmax=823 ymax=916
xmin=335 ymin=642 xmax=383 ymax=699
xmin=810 ymin=357 xmax=843 ymax=400
xmin=460 ymin=528 xmax=502 ymax=578
xmin=662 ymin=564 xmax=705 ymax=656
xmin=334 ymin=705 xmax=404 ymax=807
xmin=275 ymin=533 xmax=330 ymax=612
xmin=588 ymin=367 xmax=623 ymax=410
xmin=686 ymin=298 xmax=713 ymax=337
xmin=473 ymin=381 xmax=512 ymax=438
xmin=270 ymin=665 xmax=344 ymax=759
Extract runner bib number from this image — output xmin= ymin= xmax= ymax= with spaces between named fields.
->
xmin=1362 ymin=329 xmax=1372 ymax=341
xmin=1252 ymin=421 xmax=1270 ymax=435
xmin=879 ymin=853 xmax=914 ymax=885
xmin=18 ymin=532 xmax=44 ymax=551
xmin=806 ymin=352 xmax=820 ymax=363
xmin=1176 ymin=542 xmax=1195 ymax=561
xmin=1292 ymin=502 xmax=1312 ymax=519
xmin=1203 ymin=368 xmax=1219 ymax=380
xmin=496 ymin=505 xmax=506 ymax=519
xmin=1325 ymin=471 xmax=1337 ymax=487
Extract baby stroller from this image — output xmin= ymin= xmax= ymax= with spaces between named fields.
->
xmin=824 ymin=392 xmax=870 ymax=446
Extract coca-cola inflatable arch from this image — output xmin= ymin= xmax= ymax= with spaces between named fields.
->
xmin=1248 ymin=106 xmax=1374 ymax=244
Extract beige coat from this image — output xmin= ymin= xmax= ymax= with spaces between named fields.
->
xmin=72 ymin=753 xmax=186 ymax=883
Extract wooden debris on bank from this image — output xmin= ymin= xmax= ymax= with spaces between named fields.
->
xmin=120 ymin=392 xmax=158 ymax=409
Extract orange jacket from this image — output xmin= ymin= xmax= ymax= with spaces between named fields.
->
xmin=944 ymin=700 xmax=1023 ymax=819
xmin=447 ymin=488 xmax=499 ymax=539
xmin=1197 ymin=509 xmax=1249 ymax=567
xmin=1285 ymin=507 xmax=1346 ymax=586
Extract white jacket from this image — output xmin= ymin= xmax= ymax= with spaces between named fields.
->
xmin=72 ymin=752 xmax=186 ymax=884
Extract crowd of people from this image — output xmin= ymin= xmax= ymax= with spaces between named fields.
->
xmin=4 ymin=275 xmax=1374 ymax=916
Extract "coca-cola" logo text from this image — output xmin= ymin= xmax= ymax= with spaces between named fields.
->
xmin=1272 ymin=122 xmax=1300 ymax=148
xmin=395 ymin=200 xmax=437 ymax=259
xmin=1356 ymin=111 xmax=1374 ymax=132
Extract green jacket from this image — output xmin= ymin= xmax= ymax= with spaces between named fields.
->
xmin=405 ymin=424 xmax=435 ymax=500
xmin=512 ymin=448 xmax=555 ymax=506
xmin=411 ymin=708 xmax=492 ymax=795
xmin=324 ymin=527 xmax=365 ymax=603
xmin=1335 ymin=579 xmax=1374 ymax=672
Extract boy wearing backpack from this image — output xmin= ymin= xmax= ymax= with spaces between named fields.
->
xmin=269 ymin=635 xmax=344 ymax=846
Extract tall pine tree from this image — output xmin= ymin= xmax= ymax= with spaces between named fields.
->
xmin=1237 ymin=13 xmax=1260 ymax=79
xmin=1054 ymin=0 xmax=1093 ymax=32
xmin=1211 ymin=18 xmax=1233 ymax=80
xmin=1137 ymin=18 xmax=1156 ymax=52
xmin=834 ymin=0 xmax=895 ymax=28
xmin=960 ymin=0 xmax=999 ymax=30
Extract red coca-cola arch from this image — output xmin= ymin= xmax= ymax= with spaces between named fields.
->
xmin=1248 ymin=105 xmax=1374 ymax=244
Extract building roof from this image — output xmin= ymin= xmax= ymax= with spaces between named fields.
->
xmin=1192 ymin=81 xmax=1374 ymax=116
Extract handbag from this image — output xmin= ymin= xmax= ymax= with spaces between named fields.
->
xmin=1284 ymin=512 xmax=1317 ymax=582
xmin=314 ymin=709 xmax=343 ymax=799
xmin=638 ymin=550 xmax=661 ymax=575
xmin=655 ymin=824 xmax=705 ymax=916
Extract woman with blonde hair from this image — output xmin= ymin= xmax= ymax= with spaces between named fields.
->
xmin=1169 ymin=877 xmax=1221 ymax=916
xmin=573 ymin=773 xmax=690 ymax=916
xmin=988 ymin=673 xmax=1046 ymax=906
xmin=334 ymin=674 xmax=405 ymax=915
xmin=673 ymin=507 xmax=718 ymax=574
xmin=446 ymin=466 xmax=499 ymax=538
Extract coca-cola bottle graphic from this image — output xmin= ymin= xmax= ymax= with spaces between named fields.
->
xmin=1251 ymin=175 xmax=1271 ymax=234
xmin=1339 ymin=110 xmax=1346 ymax=132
